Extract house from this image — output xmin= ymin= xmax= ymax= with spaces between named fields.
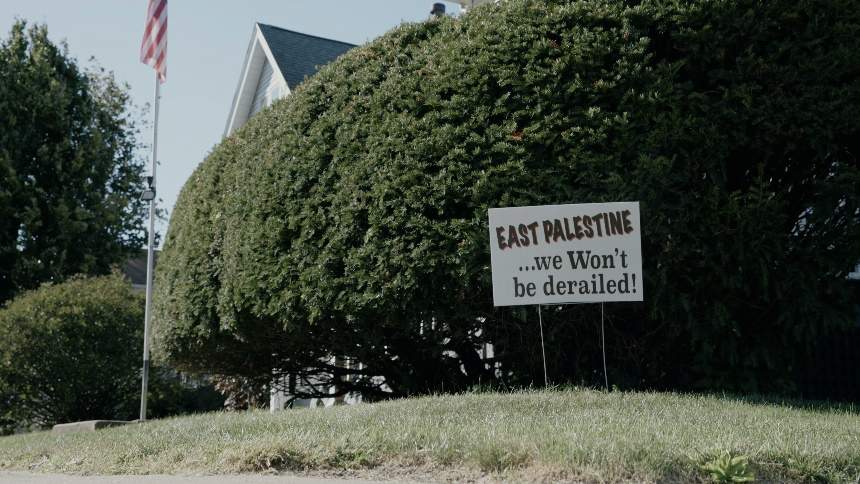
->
xmin=449 ymin=0 xmax=497 ymax=11
xmin=224 ymin=2 xmax=501 ymax=138
xmin=123 ymin=250 xmax=158 ymax=293
xmin=224 ymin=23 xmax=355 ymax=137
xmin=225 ymin=2 xmax=500 ymax=136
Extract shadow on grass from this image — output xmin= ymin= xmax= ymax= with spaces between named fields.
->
xmin=704 ymin=391 xmax=859 ymax=415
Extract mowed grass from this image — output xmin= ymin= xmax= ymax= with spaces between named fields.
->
xmin=1 ymin=389 xmax=858 ymax=482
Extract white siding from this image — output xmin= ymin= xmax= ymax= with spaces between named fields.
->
xmin=250 ymin=58 xmax=276 ymax=117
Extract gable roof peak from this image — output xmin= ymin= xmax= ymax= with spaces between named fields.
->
xmin=254 ymin=23 xmax=355 ymax=92
xmin=225 ymin=22 xmax=356 ymax=137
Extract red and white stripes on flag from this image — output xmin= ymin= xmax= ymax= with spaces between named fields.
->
xmin=140 ymin=0 xmax=167 ymax=83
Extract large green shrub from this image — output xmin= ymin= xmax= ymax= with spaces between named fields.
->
xmin=155 ymin=0 xmax=860 ymax=399
xmin=0 ymin=273 xmax=222 ymax=434
xmin=0 ymin=273 xmax=143 ymax=433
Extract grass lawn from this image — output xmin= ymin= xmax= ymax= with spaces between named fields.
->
xmin=0 ymin=388 xmax=858 ymax=482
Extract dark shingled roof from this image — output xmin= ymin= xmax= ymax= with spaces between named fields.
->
xmin=123 ymin=251 xmax=159 ymax=288
xmin=257 ymin=23 xmax=355 ymax=90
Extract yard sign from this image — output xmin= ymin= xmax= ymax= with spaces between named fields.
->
xmin=488 ymin=202 xmax=643 ymax=306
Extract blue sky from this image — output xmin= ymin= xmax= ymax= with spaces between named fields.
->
xmin=0 ymin=1 xmax=464 ymax=245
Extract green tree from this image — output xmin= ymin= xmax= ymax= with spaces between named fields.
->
xmin=155 ymin=0 xmax=860 ymax=400
xmin=0 ymin=20 xmax=147 ymax=304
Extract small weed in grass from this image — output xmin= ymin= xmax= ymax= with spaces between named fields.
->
xmin=699 ymin=451 xmax=755 ymax=482
xmin=473 ymin=445 xmax=530 ymax=473
xmin=325 ymin=447 xmax=374 ymax=470
xmin=231 ymin=444 xmax=309 ymax=473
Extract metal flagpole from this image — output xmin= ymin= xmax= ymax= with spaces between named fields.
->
xmin=140 ymin=72 xmax=160 ymax=421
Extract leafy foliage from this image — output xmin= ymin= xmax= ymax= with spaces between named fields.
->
xmin=0 ymin=273 xmax=222 ymax=434
xmin=699 ymin=452 xmax=755 ymax=483
xmin=155 ymin=0 xmax=860 ymax=400
xmin=0 ymin=273 xmax=144 ymax=434
xmin=0 ymin=20 xmax=148 ymax=304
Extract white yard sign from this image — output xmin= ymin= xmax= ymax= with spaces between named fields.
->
xmin=488 ymin=202 xmax=643 ymax=306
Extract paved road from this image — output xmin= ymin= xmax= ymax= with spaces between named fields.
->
xmin=0 ymin=472 xmax=388 ymax=484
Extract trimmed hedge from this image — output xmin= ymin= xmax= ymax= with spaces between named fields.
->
xmin=0 ymin=273 xmax=224 ymax=434
xmin=0 ymin=273 xmax=143 ymax=433
xmin=154 ymin=0 xmax=860 ymax=398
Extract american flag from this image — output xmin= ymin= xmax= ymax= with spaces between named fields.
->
xmin=140 ymin=0 xmax=167 ymax=83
